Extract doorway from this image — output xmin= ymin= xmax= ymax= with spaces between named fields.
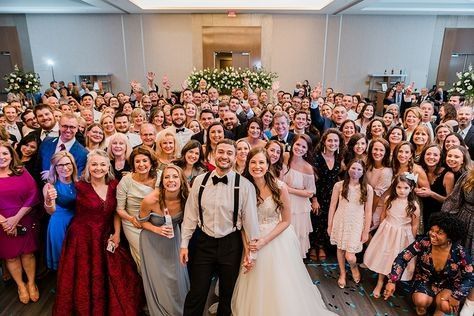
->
xmin=214 ymin=51 xmax=250 ymax=69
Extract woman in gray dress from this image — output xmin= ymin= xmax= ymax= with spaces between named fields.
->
xmin=139 ymin=164 xmax=190 ymax=316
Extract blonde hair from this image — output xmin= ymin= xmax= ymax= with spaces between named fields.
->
xmin=82 ymin=149 xmax=115 ymax=183
xmin=47 ymin=151 xmax=78 ymax=183
xmin=156 ymin=131 xmax=179 ymax=157
xmin=107 ymin=133 xmax=132 ymax=160
xmin=131 ymin=108 xmax=146 ymax=119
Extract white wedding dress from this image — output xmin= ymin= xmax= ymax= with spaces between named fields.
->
xmin=231 ymin=194 xmax=336 ymax=316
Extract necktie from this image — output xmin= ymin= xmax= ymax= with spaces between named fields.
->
xmin=59 ymin=143 xmax=66 ymax=151
xmin=212 ymin=175 xmax=228 ymax=185
xmin=176 ymin=128 xmax=185 ymax=133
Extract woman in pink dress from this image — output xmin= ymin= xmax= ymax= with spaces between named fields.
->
xmin=53 ymin=149 xmax=143 ymax=315
xmin=0 ymin=141 xmax=40 ymax=304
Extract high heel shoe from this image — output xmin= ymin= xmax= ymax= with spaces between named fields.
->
xmin=27 ymin=283 xmax=40 ymax=302
xmin=18 ymin=284 xmax=30 ymax=304
xmin=350 ymin=265 xmax=361 ymax=284
xmin=337 ymin=275 xmax=346 ymax=289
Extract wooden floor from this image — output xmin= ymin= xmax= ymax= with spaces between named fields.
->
xmin=0 ymin=261 xmax=416 ymax=316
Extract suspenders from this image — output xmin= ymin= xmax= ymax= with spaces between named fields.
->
xmin=198 ymin=171 xmax=240 ymax=229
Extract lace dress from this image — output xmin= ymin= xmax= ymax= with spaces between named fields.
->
xmin=330 ymin=184 xmax=365 ymax=253
xmin=231 ymin=192 xmax=336 ymax=316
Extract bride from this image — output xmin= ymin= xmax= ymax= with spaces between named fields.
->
xmin=232 ymin=147 xmax=336 ymax=315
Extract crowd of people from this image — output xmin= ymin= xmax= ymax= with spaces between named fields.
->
xmin=0 ymin=73 xmax=473 ymax=316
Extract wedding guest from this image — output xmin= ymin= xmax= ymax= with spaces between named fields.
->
xmin=53 ymin=150 xmax=143 ymax=315
xmin=384 ymin=213 xmax=473 ymax=316
xmin=241 ymin=117 xmax=266 ymax=148
xmin=415 ymin=144 xmax=455 ymax=226
xmin=339 ymin=119 xmax=358 ymax=145
xmin=442 ymin=132 xmax=466 ymax=153
xmin=444 ymin=145 xmax=471 ymax=183
xmin=187 ymin=119 xmax=201 ymax=134
xmin=410 ymin=124 xmax=432 ymax=163
xmin=15 ymin=133 xmax=39 ymax=175
xmin=235 ymin=139 xmax=251 ymax=174
xmin=43 ymin=152 xmax=77 ymax=270
xmin=107 ymin=133 xmax=132 ymax=181
xmin=150 ymin=108 xmax=166 ymax=133
xmin=179 ymin=139 xmax=259 ymax=316
xmin=355 ymin=103 xmax=375 ymax=134
xmin=100 ymin=114 xmax=116 ymax=142
xmin=155 ymin=131 xmax=178 ymax=173
xmin=403 ymin=107 xmax=422 ymax=141
xmin=265 ymin=140 xmax=284 ymax=179
xmin=282 ymin=134 xmax=317 ymax=258
xmin=311 ymin=129 xmax=345 ymax=261
xmin=116 ymin=147 xmax=158 ymax=268
xmin=139 ymin=165 xmax=190 ymax=316
xmin=343 ymin=133 xmax=367 ymax=167
xmin=385 ymin=125 xmax=406 ymax=158
xmin=366 ymin=118 xmax=387 ymax=142
xmin=172 ymin=140 xmax=207 ymax=184
xmin=0 ymin=141 xmax=40 ymax=304
xmin=85 ymin=123 xmax=105 ymax=151
xmin=434 ymin=123 xmax=453 ymax=146
xmin=203 ymin=122 xmax=225 ymax=171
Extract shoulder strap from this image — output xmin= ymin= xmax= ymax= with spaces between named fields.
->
xmin=233 ymin=173 xmax=240 ymax=228
xmin=198 ymin=171 xmax=212 ymax=228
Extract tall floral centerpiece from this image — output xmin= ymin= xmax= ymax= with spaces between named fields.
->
xmin=448 ymin=64 xmax=474 ymax=106
xmin=187 ymin=67 xmax=278 ymax=94
xmin=3 ymin=65 xmax=42 ymax=105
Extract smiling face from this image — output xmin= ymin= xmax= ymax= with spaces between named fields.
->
xmin=388 ymin=128 xmax=403 ymax=146
xmin=247 ymin=122 xmax=262 ymax=139
xmin=371 ymin=141 xmax=385 ymax=162
xmin=444 ymin=135 xmax=461 ymax=151
xmin=261 ymin=111 xmax=273 ymax=127
xmin=0 ymin=145 xmax=12 ymax=170
xmin=55 ymin=156 xmax=74 ymax=180
xmin=248 ymin=152 xmax=269 ymax=179
xmin=87 ymin=126 xmax=104 ymax=144
xmin=445 ymin=148 xmax=464 ymax=172
xmin=20 ymin=140 xmax=38 ymax=158
xmin=101 ymin=116 xmax=115 ymax=134
xmin=36 ymin=108 xmax=56 ymax=130
xmin=214 ymin=143 xmax=236 ymax=172
xmin=363 ymin=105 xmax=374 ymax=120
xmin=160 ymin=135 xmax=175 ymax=155
xmin=405 ymin=111 xmax=420 ymax=128
xmin=324 ymin=133 xmax=340 ymax=153
xmin=88 ymin=155 xmax=109 ymax=180
xmin=292 ymin=137 xmax=309 ymax=158
xmin=436 ymin=127 xmax=450 ymax=143
xmin=59 ymin=116 xmax=79 ymax=143
xmin=342 ymin=122 xmax=355 ymax=139
xmin=133 ymin=154 xmax=152 ymax=175
xmin=162 ymin=167 xmax=181 ymax=193
xmin=413 ymin=129 xmax=429 ymax=146
xmin=354 ymin=137 xmax=367 ymax=156
xmin=236 ymin=141 xmax=250 ymax=161
xmin=273 ymin=116 xmax=289 ymax=138
xmin=370 ymin=120 xmax=384 ymax=138
xmin=209 ymin=125 xmax=224 ymax=146
xmin=185 ymin=147 xmax=200 ymax=166
xmin=266 ymin=143 xmax=281 ymax=165
xmin=396 ymin=144 xmax=412 ymax=165
xmin=111 ymin=138 xmax=126 ymax=157
xmin=423 ymin=146 xmax=441 ymax=168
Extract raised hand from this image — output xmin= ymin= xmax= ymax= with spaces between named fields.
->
xmin=45 ymin=183 xmax=58 ymax=202
xmin=146 ymin=71 xmax=156 ymax=82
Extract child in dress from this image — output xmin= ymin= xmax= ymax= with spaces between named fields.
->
xmin=328 ymin=159 xmax=373 ymax=288
xmin=363 ymin=173 xmax=420 ymax=298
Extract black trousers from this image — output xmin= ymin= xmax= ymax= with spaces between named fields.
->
xmin=183 ymin=230 xmax=242 ymax=316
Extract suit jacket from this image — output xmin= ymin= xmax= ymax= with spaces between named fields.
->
xmin=463 ymin=124 xmax=474 ymax=160
xmin=310 ymin=106 xmax=336 ymax=132
xmin=270 ymin=132 xmax=296 ymax=152
xmin=37 ymin=137 xmax=88 ymax=179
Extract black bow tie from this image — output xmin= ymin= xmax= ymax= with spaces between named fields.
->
xmin=212 ymin=175 xmax=228 ymax=185
xmin=278 ymin=139 xmax=286 ymax=144
xmin=176 ymin=128 xmax=185 ymax=133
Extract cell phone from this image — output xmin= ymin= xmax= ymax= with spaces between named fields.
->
xmin=17 ymin=225 xmax=27 ymax=236
xmin=106 ymin=235 xmax=116 ymax=253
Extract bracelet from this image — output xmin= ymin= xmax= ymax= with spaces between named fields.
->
xmin=44 ymin=200 xmax=54 ymax=208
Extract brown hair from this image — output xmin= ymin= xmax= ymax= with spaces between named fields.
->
xmin=341 ymin=159 xmax=368 ymax=204
xmin=129 ymin=146 xmax=158 ymax=177
xmin=0 ymin=140 xmax=23 ymax=176
xmin=243 ymin=147 xmax=283 ymax=209
xmin=385 ymin=174 xmax=418 ymax=216
xmin=157 ymin=165 xmax=189 ymax=211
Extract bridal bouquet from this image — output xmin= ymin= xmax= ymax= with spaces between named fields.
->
xmin=448 ymin=64 xmax=474 ymax=104
xmin=187 ymin=67 xmax=277 ymax=92
xmin=4 ymin=65 xmax=41 ymax=94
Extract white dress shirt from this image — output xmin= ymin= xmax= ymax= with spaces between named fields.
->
xmin=459 ymin=123 xmax=472 ymax=139
xmin=181 ymin=170 xmax=260 ymax=248
xmin=5 ymin=123 xmax=21 ymax=141
xmin=40 ymin=123 xmax=60 ymax=140
xmin=55 ymin=137 xmax=76 ymax=153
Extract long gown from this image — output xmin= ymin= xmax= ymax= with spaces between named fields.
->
xmin=46 ymin=181 xmax=76 ymax=270
xmin=312 ymin=153 xmax=341 ymax=250
xmin=282 ymin=168 xmax=315 ymax=257
xmin=0 ymin=170 xmax=40 ymax=259
xmin=139 ymin=212 xmax=190 ymax=316
xmin=366 ymin=167 xmax=393 ymax=230
xmin=363 ymin=198 xmax=417 ymax=280
xmin=53 ymin=180 xmax=144 ymax=316
xmin=116 ymin=173 xmax=153 ymax=269
xmin=231 ymin=194 xmax=337 ymax=316
xmin=330 ymin=184 xmax=365 ymax=253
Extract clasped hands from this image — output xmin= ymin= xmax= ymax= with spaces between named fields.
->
xmin=0 ymin=215 xmax=20 ymax=236
xmin=243 ymin=238 xmax=266 ymax=273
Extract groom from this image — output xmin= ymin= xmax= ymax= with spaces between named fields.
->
xmin=180 ymin=139 xmax=260 ymax=316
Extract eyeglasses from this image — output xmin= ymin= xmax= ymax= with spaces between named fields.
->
xmin=56 ymin=162 xmax=73 ymax=169
xmin=61 ymin=125 xmax=78 ymax=130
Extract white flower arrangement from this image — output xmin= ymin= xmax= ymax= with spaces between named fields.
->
xmin=448 ymin=64 xmax=474 ymax=101
xmin=3 ymin=65 xmax=41 ymax=94
xmin=187 ymin=67 xmax=278 ymax=92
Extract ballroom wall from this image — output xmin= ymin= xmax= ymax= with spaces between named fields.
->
xmin=1 ymin=13 xmax=474 ymax=95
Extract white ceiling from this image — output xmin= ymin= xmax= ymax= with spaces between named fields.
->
xmin=0 ymin=0 xmax=473 ymax=15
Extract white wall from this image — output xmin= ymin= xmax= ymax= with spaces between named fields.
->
xmin=16 ymin=13 xmax=474 ymax=95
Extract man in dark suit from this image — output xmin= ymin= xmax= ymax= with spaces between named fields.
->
xmin=457 ymin=106 xmax=474 ymax=159
xmin=309 ymin=88 xmax=348 ymax=132
xmin=270 ymin=111 xmax=295 ymax=152
xmin=222 ymin=112 xmax=246 ymax=141
xmin=37 ymin=113 xmax=88 ymax=180
xmin=419 ymin=101 xmax=437 ymax=140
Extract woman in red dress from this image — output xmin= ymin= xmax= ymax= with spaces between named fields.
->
xmin=53 ymin=149 xmax=143 ymax=316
